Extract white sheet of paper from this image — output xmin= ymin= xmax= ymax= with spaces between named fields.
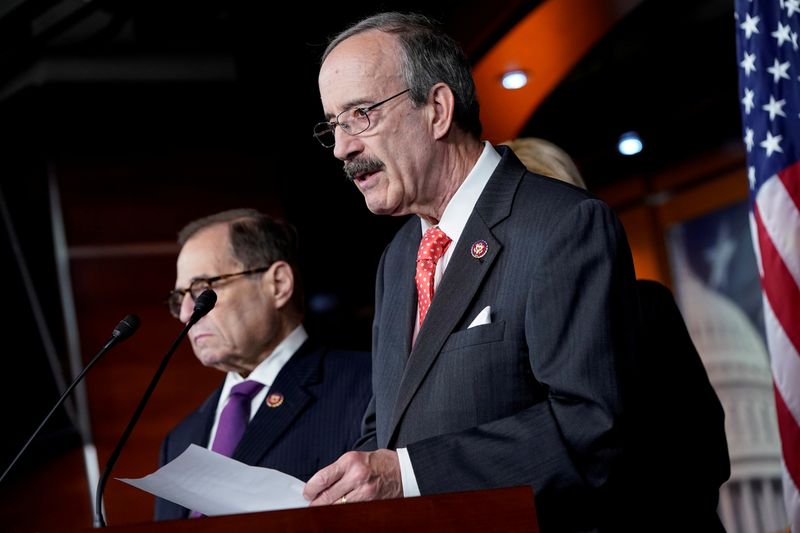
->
xmin=118 ymin=444 xmax=307 ymax=516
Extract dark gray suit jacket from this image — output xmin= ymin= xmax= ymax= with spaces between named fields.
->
xmin=155 ymin=339 xmax=371 ymax=521
xmin=358 ymin=146 xmax=640 ymax=532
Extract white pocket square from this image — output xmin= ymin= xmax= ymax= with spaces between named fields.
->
xmin=468 ymin=306 xmax=491 ymax=328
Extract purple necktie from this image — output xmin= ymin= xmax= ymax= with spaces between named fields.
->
xmin=190 ymin=380 xmax=265 ymax=518
xmin=211 ymin=380 xmax=265 ymax=457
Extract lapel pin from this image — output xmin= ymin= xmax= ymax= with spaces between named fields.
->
xmin=470 ymin=240 xmax=488 ymax=259
xmin=266 ymin=392 xmax=284 ymax=408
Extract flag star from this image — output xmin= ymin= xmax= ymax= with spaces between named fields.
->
xmin=740 ymin=13 xmax=761 ymax=38
xmin=772 ymin=22 xmax=793 ymax=46
xmin=762 ymin=94 xmax=787 ymax=120
xmin=740 ymin=52 xmax=757 ymax=76
xmin=744 ymin=128 xmax=755 ymax=151
xmin=786 ymin=0 xmax=800 ymax=16
xmin=760 ymin=130 xmax=784 ymax=156
xmin=792 ymin=31 xmax=799 ymax=50
xmin=748 ymin=166 xmax=756 ymax=189
xmin=742 ymin=88 xmax=756 ymax=113
xmin=767 ymin=58 xmax=791 ymax=83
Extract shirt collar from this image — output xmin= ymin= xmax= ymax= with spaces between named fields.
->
xmin=420 ymin=141 xmax=501 ymax=248
xmin=222 ymin=324 xmax=308 ymax=391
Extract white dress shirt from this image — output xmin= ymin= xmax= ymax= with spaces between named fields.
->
xmin=206 ymin=325 xmax=308 ymax=447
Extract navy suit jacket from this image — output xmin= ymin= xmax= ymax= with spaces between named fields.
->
xmin=154 ymin=339 xmax=371 ymax=521
xmin=358 ymin=146 xmax=640 ymax=531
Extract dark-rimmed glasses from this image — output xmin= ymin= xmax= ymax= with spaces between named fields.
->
xmin=313 ymin=89 xmax=410 ymax=148
xmin=167 ymin=266 xmax=270 ymax=318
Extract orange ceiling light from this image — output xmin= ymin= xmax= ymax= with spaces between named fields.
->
xmin=473 ymin=0 xmax=642 ymax=143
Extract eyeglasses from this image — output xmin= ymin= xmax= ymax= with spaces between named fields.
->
xmin=313 ymin=89 xmax=410 ymax=148
xmin=166 ymin=266 xmax=269 ymax=318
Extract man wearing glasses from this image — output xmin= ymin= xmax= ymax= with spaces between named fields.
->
xmin=303 ymin=12 xmax=641 ymax=533
xmin=155 ymin=208 xmax=371 ymax=520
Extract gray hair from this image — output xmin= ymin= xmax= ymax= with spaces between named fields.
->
xmin=322 ymin=12 xmax=482 ymax=139
xmin=178 ymin=208 xmax=304 ymax=311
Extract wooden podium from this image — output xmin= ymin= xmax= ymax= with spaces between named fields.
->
xmin=97 ymin=486 xmax=538 ymax=532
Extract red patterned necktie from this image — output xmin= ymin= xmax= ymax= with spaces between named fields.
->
xmin=415 ymin=226 xmax=452 ymax=327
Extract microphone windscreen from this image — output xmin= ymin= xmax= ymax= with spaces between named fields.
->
xmin=112 ymin=314 xmax=141 ymax=341
xmin=192 ymin=289 xmax=217 ymax=318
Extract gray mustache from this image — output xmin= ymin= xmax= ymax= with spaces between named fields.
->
xmin=344 ymin=158 xmax=385 ymax=181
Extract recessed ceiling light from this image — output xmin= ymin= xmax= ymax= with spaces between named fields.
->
xmin=501 ymin=70 xmax=528 ymax=89
xmin=617 ymin=131 xmax=643 ymax=156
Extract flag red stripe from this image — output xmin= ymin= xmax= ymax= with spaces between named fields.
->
xmin=774 ymin=382 xmax=800 ymax=490
xmin=779 ymin=161 xmax=800 ymax=214
xmin=754 ymin=204 xmax=800 ymax=355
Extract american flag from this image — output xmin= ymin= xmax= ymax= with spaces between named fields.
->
xmin=736 ymin=1 xmax=800 ymax=531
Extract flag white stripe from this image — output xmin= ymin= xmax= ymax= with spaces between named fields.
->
xmin=756 ymin=175 xmax=800 ymax=289
xmin=764 ymin=295 xmax=800 ymax=429
xmin=783 ymin=465 xmax=800 ymax=533
xmin=750 ymin=210 xmax=765 ymax=278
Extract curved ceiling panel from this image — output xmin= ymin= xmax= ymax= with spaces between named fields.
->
xmin=474 ymin=0 xmax=642 ymax=143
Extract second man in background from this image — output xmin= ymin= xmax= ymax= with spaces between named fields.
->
xmin=156 ymin=208 xmax=371 ymax=520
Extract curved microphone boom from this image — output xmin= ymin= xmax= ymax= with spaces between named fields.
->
xmin=0 ymin=314 xmax=140 ymax=484
xmin=94 ymin=289 xmax=216 ymax=527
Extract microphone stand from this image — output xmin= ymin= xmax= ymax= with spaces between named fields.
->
xmin=0 ymin=315 xmax=140 ymax=485
xmin=94 ymin=291 xmax=215 ymax=527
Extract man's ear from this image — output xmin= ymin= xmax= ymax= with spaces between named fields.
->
xmin=263 ymin=261 xmax=294 ymax=309
xmin=429 ymin=82 xmax=455 ymax=140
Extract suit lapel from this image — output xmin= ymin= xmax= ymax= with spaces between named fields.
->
xmin=232 ymin=340 xmax=321 ymax=464
xmin=386 ymin=148 xmax=522 ymax=446
xmin=189 ymin=388 xmax=221 ymax=448
xmin=387 ymin=216 xmax=501 ymax=444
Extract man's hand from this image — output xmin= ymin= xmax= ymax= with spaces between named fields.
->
xmin=302 ymin=449 xmax=402 ymax=505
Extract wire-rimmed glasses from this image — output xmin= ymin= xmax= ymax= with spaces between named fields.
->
xmin=313 ymin=89 xmax=410 ymax=148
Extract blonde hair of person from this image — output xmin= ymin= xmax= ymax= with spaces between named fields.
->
xmin=503 ymin=137 xmax=587 ymax=189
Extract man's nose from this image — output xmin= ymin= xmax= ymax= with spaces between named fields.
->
xmin=332 ymin=128 xmax=362 ymax=161
xmin=179 ymin=293 xmax=194 ymax=324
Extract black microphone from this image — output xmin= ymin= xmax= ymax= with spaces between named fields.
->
xmin=94 ymin=289 xmax=216 ymax=527
xmin=190 ymin=288 xmax=217 ymax=321
xmin=0 ymin=314 xmax=140 ymax=485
